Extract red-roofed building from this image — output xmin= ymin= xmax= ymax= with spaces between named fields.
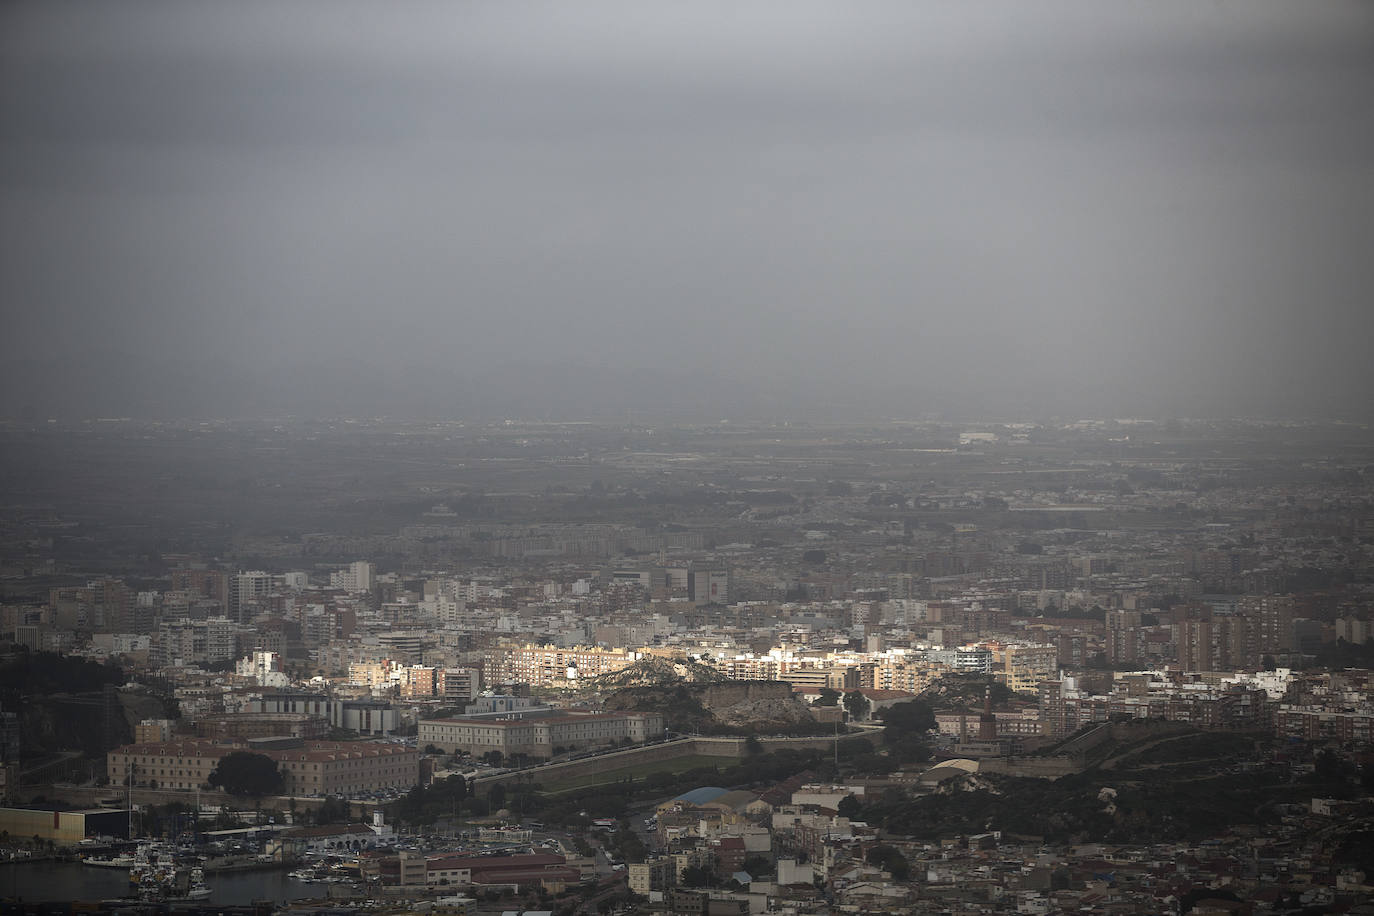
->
xmin=424 ymin=853 xmax=576 ymax=891
xmin=272 ymin=740 xmax=418 ymax=795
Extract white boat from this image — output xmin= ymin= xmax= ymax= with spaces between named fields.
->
xmin=82 ymin=852 xmax=137 ymax=868
xmin=169 ymin=867 xmax=212 ymax=901
xmin=129 ymin=847 xmax=212 ymax=902
xmin=129 ymin=842 xmax=179 ymax=895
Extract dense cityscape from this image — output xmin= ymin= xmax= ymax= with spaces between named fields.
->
xmin=6 ymin=0 xmax=1374 ymax=913
xmin=0 ymin=416 xmax=1370 ymax=914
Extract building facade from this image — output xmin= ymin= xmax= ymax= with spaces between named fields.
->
xmin=107 ymin=737 xmax=419 ymax=796
xmin=418 ymin=711 xmax=664 ymax=757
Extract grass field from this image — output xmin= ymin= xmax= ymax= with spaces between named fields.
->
xmin=536 ymin=755 xmax=730 ymax=794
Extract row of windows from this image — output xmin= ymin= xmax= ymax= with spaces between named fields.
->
xmin=116 ymin=756 xmax=415 ymax=783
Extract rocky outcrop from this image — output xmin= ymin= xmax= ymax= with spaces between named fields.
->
xmin=934 ymin=772 xmax=1003 ymax=794
xmin=709 ymin=693 xmax=819 ymax=731
xmin=698 ymin=681 xmax=819 ymax=731
xmin=698 ymin=681 xmax=793 ymax=709
xmin=592 ymin=657 xmax=727 ymax=690
xmin=604 ymin=678 xmax=826 ymax=736
xmin=11 ymin=687 xmax=163 ymax=757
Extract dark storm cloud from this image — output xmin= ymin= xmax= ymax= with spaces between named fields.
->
xmin=2 ymin=0 xmax=1372 ymax=419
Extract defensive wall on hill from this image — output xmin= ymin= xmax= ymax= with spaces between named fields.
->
xmin=978 ymin=755 xmax=1081 ymax=779
xmin=1051 ymin=723 xmax=1116 ymax=759
xmin=474 ymin=729 xmax=883 ymax=790
xmin=978 ymin=720 xmax=1203 ymax=779
xmin=30 ymin=729 xmax=886 ymax=810
xmin=24 ymin=782 xmax=338 ymax=815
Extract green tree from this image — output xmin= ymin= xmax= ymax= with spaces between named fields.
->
xmin=680 ymin=864 xmax=713 ymax=887
xmin=207 ymin=752 xmax=284 ymax=799
xmin=1311 ymin=750 xmax=1354 ymax=783
xmin=878 ymin=700 xmax=935 ymax=739
xmin=888 ymin=738 xmax=932 ymax=764
xmin=842 ymin=691 xmax=871 ymax=721
xmin=814 ymin=688 xmax=841 ymax=707
xmin=741 ymin=855 xmax=772 ymax=878
xmin=448 ymin=773 xmax=469 ymax=818
xmin=848 ymin=753 xmax=896 ymax=776
xmin=836 ymin=794 xmax=862 ymax=819
xmin=866 ymin=844 xmax=909 ymax=881
xmin=611 ymin=828 xmax=648 ymax=864
xmin=316 ymin=795 xmax=349 ymax=824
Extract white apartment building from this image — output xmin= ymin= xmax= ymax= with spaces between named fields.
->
xmin=330 ymin=561 xmax=375 ymax=593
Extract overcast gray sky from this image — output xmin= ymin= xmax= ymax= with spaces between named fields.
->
xmin=3 ymin=0 xmax=1372 ymax=420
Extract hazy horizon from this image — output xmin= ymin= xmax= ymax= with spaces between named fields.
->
xmin=4 ymin=1 xmax=1372 ymax=422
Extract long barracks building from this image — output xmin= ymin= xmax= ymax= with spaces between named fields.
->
xmin=107 ymin=737 xmax=418 ymax=797
xmin=418 ymin=710 xmax=664 ymax=757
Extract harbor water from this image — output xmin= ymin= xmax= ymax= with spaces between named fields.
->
xmin=1 ymin=860 xmax=327 ymax=905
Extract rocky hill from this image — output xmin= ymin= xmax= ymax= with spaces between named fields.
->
xmin=700 ymin=681 xmax=823 ymax=732
xmin=590 ymin=656 xmax=727 ymax=690
xmin=0 ymin=652 xmax=165 ymax=757
xmin=918 ymin=673 xmax=1014 ymax=711
xmin=602 ymin=676 xmax=828 ymax=736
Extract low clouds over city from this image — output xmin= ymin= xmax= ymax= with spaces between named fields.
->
xmin=3 ymin=1 xmax=1372 ymax=419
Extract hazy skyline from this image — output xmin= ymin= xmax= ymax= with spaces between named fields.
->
xmin=3 ymin=1 xmax=1372 ymax=420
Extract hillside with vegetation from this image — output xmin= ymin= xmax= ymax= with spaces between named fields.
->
xmin=918 ymin=672 xmax=1015 ymax=711
xmin=864 ymin=726 xmax=1304 ymax=845
xmin=590 ymin=656 xmax=727 ymax=690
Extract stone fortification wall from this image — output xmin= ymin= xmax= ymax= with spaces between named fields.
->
xmin=472 ymin=729 xmax=882 ymax=789
xmin=978 ymin=755 xmax=1081 ymax=779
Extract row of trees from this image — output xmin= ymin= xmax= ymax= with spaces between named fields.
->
xmin=205 ymin=751 xmax=284 ymax=797
xmin=811 ymin=687 xmax=872 ymax=721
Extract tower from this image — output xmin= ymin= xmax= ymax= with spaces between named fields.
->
xmin=977 ymin=687 xmax=998 ymax=741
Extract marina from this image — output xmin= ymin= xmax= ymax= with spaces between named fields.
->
xmin=5 ymin=859 xmax=321 ymax=906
